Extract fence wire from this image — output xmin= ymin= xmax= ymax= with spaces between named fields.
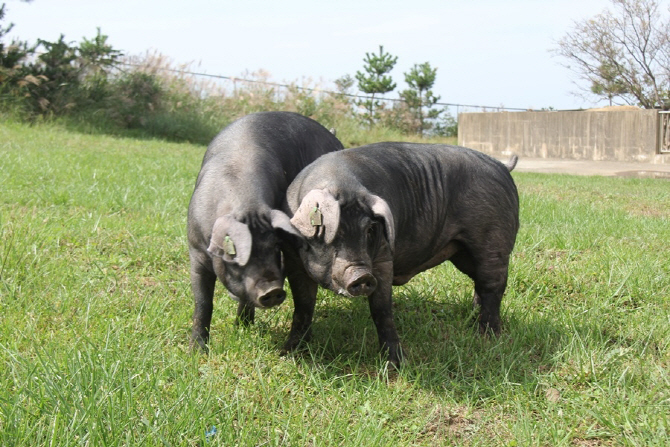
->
xmin=119 ymin=62 xmax=531 ymax=115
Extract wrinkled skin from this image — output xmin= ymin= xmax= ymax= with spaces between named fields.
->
xmin=187 ymin=111 xmax=343 ymax=352
xmin=284 ymin=143 xmax=520 ymax=367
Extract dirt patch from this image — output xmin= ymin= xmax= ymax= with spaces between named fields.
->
xmin=615 ymin=170 xmax=670 ymax=179
xmin=419 ymin=406 xmax=487 ymax=443
xmin=572 ymin=437 xmax=615 ymax=446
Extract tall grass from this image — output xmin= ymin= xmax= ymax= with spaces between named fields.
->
xmin=107 ymin=53 xmax=456 ymax=147
xmin=2 ymin=47 xmax=457 ymax=147
xmin=1 ymin=121 xmax=668 ymax=446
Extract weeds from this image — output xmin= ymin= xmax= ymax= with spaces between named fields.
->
xmin=0 ymin=24 xmax=458 ymax=146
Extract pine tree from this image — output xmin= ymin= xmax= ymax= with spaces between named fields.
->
xmin=355 ymin=45 xmax=397 ymax=124
xmin=401 ymin=62 xmax=441 ymax=136
xmin=0 ymin=4 xmax=33 ymax=98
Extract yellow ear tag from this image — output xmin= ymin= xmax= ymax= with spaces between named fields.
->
xmin=309 ymin=207 xmax=322 ymax=226
xmin=223 ymin=235 xmax=236 ymax=256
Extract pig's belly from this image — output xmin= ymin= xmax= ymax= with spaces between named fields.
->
xmin=392 ymin=241 xmax=460 ymax=285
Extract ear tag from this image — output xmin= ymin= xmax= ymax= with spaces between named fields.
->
xmin=309 ymin=207 xmax=322 ymax=226
xmin=223 ymin=235 xmax=236 ymax=256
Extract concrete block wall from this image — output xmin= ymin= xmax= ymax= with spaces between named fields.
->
xmin=457 ymin=109 xmax=668 ymax=164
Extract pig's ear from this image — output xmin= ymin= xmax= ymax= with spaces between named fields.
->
xmin=269 ymin=209 xmax=303 ymax=239
xmin=365 ymin=194 xmax=395 ymax=251
xmin=208 ymin=215 xmax=252 ymax=266
xmin=290 ymin=189 xmax=340 ymax=243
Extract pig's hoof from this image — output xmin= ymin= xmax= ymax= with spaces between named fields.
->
xmin=279 ymin=343 xmax=305 ymax=357
xmin=478 ymin=320 xmax=501 ymax=336
xmin=235 ymin=315 xmax=255 ymax=327
xmin=280 ymin=332 xmax=312 ymax=355
xmin=236 ymin=302 xmax=255 ymax=326
xmin=235 ymin=319 xmax=254 ymax=328
xmin=387 ymin=358 xmax=401 ymax=371
xmin=190 ymin=338 xmax=209 ymax=355
xmin=385 ymin=345 xmax=403 ymax=369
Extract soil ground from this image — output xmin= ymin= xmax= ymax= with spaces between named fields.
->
xmin=509 ymin=157 xmax=670 ymax=178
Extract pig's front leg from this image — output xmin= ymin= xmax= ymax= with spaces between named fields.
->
xmin=368 ymin=261 xmax=402 ymax=367
xmin=190 ymin=252 xmax=217 ymax=353
xmin=281 ymin=247 xmax=318 ymax=354
xmin=235 ymin=299 xmax=255 ymax=326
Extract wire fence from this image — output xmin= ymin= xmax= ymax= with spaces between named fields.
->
xmin=119 ymin=62 xmax=531 ymax=117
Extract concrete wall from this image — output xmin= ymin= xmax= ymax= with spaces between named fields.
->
xmin=458 ymin=109 xmax=668 ymax=164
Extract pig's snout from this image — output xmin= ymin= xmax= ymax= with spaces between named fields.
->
xmin=346 ymin=272 xmax=377 ymax=297
xmin=257 ymin=286 xmax=286 ymax=308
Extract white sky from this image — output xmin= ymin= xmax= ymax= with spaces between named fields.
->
xmin=5 ymin=0 xmax=614 ymax=112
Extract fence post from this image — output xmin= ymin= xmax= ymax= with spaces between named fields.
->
xmin=658 ymin=111 xmax=670 ymax=154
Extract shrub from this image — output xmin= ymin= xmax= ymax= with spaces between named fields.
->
xmin=0 ymin=8 xmax=456 ymax=145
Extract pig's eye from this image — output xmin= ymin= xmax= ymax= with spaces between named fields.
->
xmin=275 ymin=245 xmax=283 ymax=264
xmin=366 ymin=223 xmax=377 ymax=240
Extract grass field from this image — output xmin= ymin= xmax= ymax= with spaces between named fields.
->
xmin=1 ymin=121 xmax=668 ymax=446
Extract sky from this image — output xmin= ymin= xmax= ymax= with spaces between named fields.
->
xmin=4 ymin=0 xmax=614 ymax=112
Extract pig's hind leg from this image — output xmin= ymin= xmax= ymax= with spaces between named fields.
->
xmin=449 ymin=248 xmax=509 ymax=335
xmin=471 ymin=261 xmax=509 ymax=335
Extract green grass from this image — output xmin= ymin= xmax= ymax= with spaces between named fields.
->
xmin=1 ymin=120 xmax=668 ymax=446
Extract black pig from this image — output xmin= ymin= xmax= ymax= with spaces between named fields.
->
xmin=284 ymin=143 xmax=519 ymax=367
xmin=187 ymin=112 xmax=343 ymax=352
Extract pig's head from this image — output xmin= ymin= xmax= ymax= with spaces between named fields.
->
xmin=289 ymin=188 xmax=395 ymax=297
xmin=207 ymin=210 xmax=300 ymax=309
